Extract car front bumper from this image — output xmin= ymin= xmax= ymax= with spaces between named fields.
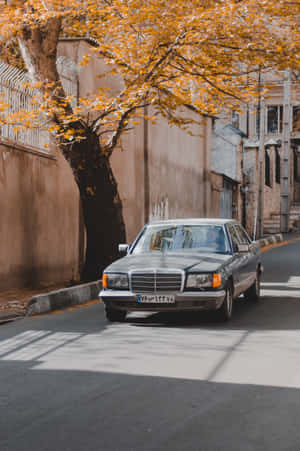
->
xmin=99 ymin=289 xmax=226 ymax=312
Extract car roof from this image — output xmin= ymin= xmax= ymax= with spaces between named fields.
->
xmin=147 ymin=218 xmax=237 ymax=226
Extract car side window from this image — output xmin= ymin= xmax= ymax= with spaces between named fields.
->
xmin=227 ymin=225 xmax=240 ymax=252
xmin=234 ymin=225 xmax=251 ymax=245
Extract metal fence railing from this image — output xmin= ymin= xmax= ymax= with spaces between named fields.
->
xmin=0 ymin=61 xmax=50 ymax=150
xmin=0 ymin=58 xmax=78 ymax=152
xmin=56 ymin=56 xmax=78 ymax=109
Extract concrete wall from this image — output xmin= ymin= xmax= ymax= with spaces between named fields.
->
xmin=210 ymin=171 xmax=223 ymax=218
xmin=212 ymin=123 xmax=243 ymax=183
xmin=147 ymin=110 xmax=211 ymax=222
xmin=58 ymin=39 xmax=213 ymax=244
xmin=211 ymin=121 xmax=243 ymax=222
xmin=0 ymin=140 xmax=80 ymax=290
xmin=111 ymin=111 xmax=212 ymax=243
xmin=110 ymin=123 xmax=146 ymax=243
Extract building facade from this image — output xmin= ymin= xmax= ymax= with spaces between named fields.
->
xmin=243 ymin=71 xmax=300 ymax=235
xmin=213 ymin=70 xmax=300 ymax=237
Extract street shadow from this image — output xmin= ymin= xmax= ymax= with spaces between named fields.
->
xmin=1 ymin=360 xmax=300 ymax=451
xmin=126 ymin=295 xmax=300 ymax=331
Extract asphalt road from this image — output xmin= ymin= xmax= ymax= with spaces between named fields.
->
xmin=1 ymin=239 xmax=300 ymax=451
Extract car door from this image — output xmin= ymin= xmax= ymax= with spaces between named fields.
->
xmin=233 ymin=224 xmax=256 ymax=292
xmin=226 ymin=224 xmax=245 ymax=297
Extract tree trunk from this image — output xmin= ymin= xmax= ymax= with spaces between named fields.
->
xmin=66 ymin=132 xmax=126 ymax=282
xmin=17 ymin=22 xmax=126 ymax=282
xmin=79 ymin=158 xmax=126 ymax=282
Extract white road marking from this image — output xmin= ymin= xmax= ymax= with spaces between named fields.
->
xmin=287 ymin=276 xmax=300 ymax=286
xmin=262 ymin=276 xmax=300 ymax=288
xmin=261 ymin=289 xmax=300 ymax=298
xmin=261 ymin=276 xmax=300 ymax=296
xmin=1 ymin=332 xmax=82 ymax=361
xmin=0 ymin=330 xmax=51 ymax=357
xmin=262 ymin=283 xmax=298 ymax=287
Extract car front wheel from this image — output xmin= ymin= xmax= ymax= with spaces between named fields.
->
xmin=105 ymin=307 xmax=127 ymax=322
xmin=218 ymin=284 xmax=233 ymax=321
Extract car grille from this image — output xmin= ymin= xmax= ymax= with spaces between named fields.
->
xmin=131 ymin=272 xmax=182 ymax=293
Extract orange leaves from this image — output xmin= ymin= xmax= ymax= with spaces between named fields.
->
xmin=85 ymin=186 xmax=96 ymax=196
xmin=78 ymin=54 xmax=91 ymax=66
xmin=0 ymin=0 xmax=299 ymax=153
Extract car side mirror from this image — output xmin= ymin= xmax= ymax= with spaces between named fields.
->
xmin=237 ymin=244 xmax=249 ymax=253
xmin=118 ymin=244 xmax=130 ymax=254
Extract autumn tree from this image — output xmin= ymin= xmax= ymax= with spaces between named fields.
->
xmin=0 ymin=0 xmax=299 ymax=280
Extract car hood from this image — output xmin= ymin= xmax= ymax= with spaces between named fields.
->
xmin=105 ymin=252 xmax=232 ymax=273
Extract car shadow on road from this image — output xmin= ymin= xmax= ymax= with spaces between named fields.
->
xmin=3 ymin=293 xmax=300 ymax=335
xmin=126 ymin=295 xmax=300 ymax=331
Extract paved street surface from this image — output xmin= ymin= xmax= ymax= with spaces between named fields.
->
xmin=1 ymin=239 xmax=300 ymax=451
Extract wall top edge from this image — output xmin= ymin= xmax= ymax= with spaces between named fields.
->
xmin=0 ymin=137 xmax=56 ymax=160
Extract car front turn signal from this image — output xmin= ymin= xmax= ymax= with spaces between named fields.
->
xmin=102 ymin=273 xmax=108 ymax=288
xmin=212 ymin=273 xmax=222 ymax=288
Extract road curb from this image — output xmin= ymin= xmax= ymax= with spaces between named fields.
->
xmin=26 ymin=280 xmax=102 ymax=316
xmin=0 ymin=310 xmax=22 ymax=323
xmin=259 ymin=233 xmax=283 ymax=248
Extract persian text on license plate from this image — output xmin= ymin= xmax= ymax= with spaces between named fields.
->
xmin=137 ymin=294 xmax=175 ymax=304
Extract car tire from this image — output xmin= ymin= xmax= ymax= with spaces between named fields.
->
xmin=244 ymin=271 xmax=260 ymax=302
xmin=218 ymin=283 xmax=233 ymax=321
xmin=105 ymin=308 xmax=127 ymax=322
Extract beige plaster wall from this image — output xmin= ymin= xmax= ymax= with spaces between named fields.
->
xmin=147 ymin=111 xmax=211 ymax=223
xmin=110 ymin=112 xmax=212 ymax=244
xmin=263 ymin=147 xmax=281 ymax=218
xmin=0 ymin=141 xmax=80 ymax=290
xmin=210 ymin=171 xmax=223 ymax=218
xmin=110 ymin=122 xmax=146 ymax=244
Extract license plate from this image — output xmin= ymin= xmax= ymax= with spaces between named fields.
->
xmin=137 ymin=294 xmax=175 ymax=304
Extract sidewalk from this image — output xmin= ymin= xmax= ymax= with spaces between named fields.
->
xmin=0 ymin=232 xmax=290 ymax=321
xmin=0 ymin=283 xmax=73 ymax=321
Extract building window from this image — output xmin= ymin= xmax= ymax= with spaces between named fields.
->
xmin=275 ymin=148 xmax=281 ymax=184
xmin=265 ymin=150 xmax=271 ymax=187
xmin=267 ymin=105 xmax=283 ymax=134
xmin=232 ymin=111 xmax=240 ymax=129
xmin=293 ymin=106 xmax=300 ymax=132
xmin=294 ymin=148 xmax=300 ymax=182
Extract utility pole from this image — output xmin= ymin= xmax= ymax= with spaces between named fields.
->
xmin=280 ymin=70 xmax=291 ymax=233
xmin=144 ymin=106 xmax=150 ymax=223
xmin=258 ymin=71 xmax=265 ymax=238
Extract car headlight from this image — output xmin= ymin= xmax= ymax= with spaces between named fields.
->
xmin=102 ymin=273 xmax=129 ymax=290
xmin=186 ymin=273 xmax=222 ymax=289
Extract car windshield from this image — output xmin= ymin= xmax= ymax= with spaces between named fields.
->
xmin=132 ymin=224 xmax=229 ymax=254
